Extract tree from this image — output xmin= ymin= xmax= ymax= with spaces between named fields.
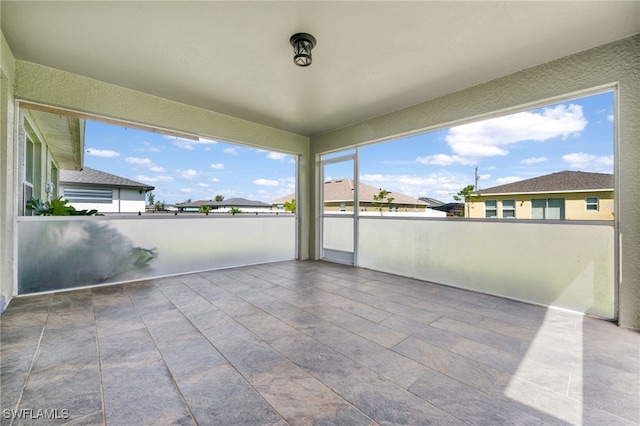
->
xmin=147 ymin=191 xmax=156 ymax=206
xmin=214 ymin=194 xmax=225 ymax=202
xmin=199 ymin=205 xmax=211 ymax=214
xmin=154 ymin=200 xmax=165 ymax=211
xmin=453 ymin=184 xmax=478 ymax=217
xmin=372 ymin=189 xmax=395 ymax=215
xmin=283 ymin=199 xmax=296 ymax=213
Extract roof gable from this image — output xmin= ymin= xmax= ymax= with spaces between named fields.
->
xmin=60 ymin=167 xmax=154 ymax=190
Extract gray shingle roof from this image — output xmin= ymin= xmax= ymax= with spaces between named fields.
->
xmin=419 ymin=197 xmax=445 ymax=207
xmin=474 ymin=171 xmax=613 ymax=195
xmin=59 ymin=167 xmax=154 ymax=191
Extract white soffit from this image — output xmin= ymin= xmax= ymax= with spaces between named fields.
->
xmin=2 ymin=1 xmax=639 ymax=136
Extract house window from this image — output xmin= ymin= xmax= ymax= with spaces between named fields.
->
xmin=25 ymin=137 xmax=35 ymax=185
xmin=532 ymin=198 xmax=565 ymax=220
xmin=63 ymin=188 xmax=113 ymax=203
xmin=51 ymin=165 xmax=59 ymax=198
xmin=502 ymin=200 xmax=515 ymax=218
xmin=586 ymin=197 xmax=599 ymax=211
xmin=485 ymin=200 xmax=497 ymax=218
xmin=23 ymin=134 xmax=42 ymax=215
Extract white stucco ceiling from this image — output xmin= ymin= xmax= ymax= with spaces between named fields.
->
xmin=2 ymin=1 xmax=639 ymax=136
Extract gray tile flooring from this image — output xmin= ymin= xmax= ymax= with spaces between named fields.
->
xmin=1 ymin=260 xmax=639 ymax=425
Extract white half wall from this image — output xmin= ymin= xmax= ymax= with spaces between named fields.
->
xmin=358 ymin=218 xmax=615 ymax=319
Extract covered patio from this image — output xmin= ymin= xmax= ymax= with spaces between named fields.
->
xmin=2 ymin=2 xmax=640 ymax=425
xmin=3 ymin=261 xmax=639 ymax=424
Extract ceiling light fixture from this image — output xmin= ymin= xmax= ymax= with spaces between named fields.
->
xmin=290 ymin=33 xmax=316 ymax=67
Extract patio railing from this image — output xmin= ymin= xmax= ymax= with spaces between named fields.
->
xmin=357 ymin=217 xmax=614 ymax=319
xmin=18 ymin=213 xmax=614 ymax=319
xmin=17 ymin=214 xmax=295 ymax=294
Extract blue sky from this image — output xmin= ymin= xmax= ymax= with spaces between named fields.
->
xmin=85 ymin=91 xmax=614 ymax=204
xmin=85 ymin=126 xmax=297 ymax=204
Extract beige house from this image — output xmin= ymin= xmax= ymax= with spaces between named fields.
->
xmin=467 ymin=171 xmax=614 ymax=221
xmin=273 ymin=178 xmax=428 ymax=213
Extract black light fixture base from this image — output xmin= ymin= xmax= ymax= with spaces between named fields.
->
xmin=290 ymin=33 xmax=317 ymax=67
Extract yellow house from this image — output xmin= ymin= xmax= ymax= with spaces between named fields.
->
xmin=467 ymin=171 xmax=614 ymax=221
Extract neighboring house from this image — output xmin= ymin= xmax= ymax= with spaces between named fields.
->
xmin=20 ymin=108 xmax=85 ymax=215
xmin=175 ymin=198 xmax=272 ymax=213
xmin=59 ymin=167 xmax=154 ymax=213
xmin=418 ymin=197 xmax=465 ymax=216
xmin=467 ymin=171 xmax=614 ymax=220
xmin=431 ymin=202 xmax=465 ymax=217
xmin=273 ymin=178 xmax=445 ymax=216
xmin=418 ymin=197 xmax=445 ymax=209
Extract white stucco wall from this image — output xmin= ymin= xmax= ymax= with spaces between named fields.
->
xmin=0 ymin=33 xmax=17 ymax=312
xmin=60 ymin=186 xmax=148 ymax=213
xmin=312 ymin=34 xmax=640 ymax=329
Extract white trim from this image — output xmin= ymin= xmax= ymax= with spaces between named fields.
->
xmin=473 ymin=188 xmax=613 ymax=197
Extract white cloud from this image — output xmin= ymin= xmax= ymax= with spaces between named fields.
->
xmin=520 ymin=156 xmax=548 ymax=165
xmin=210 ymin=163 xmax=225 ymax=170
xmin=137 ymin=175 xmax=174 ymax=183
xmin=607 ymin=114 xmax=614 ymax=122
xmin=173 ymin=140 xmax=195 ymax=150
xmin=180 ymin=188 xmax=193 ymax=193
xmin=494 ymin=176 xmax=523 ymax=185
xmin=562 ymin=152 xmax=613 ymax=170
xmin=210 ymin=178 xmax=221 ymax=183
xmin=197 ymin=183 xmax=210 ymax=187
xmin=165 ymin=135 xmax=217 ymax=150
xmin=86 ymin=149 xmax=120 ymax=158
xmin=445 ymin=104 xmax=587 ymax=158
xmin=136 ymin=141 xmax=159 ymax=153
xmin=178 ymin=169 xmax=199 ymax=179
xmin=126 ymin=157 xmax=153 ymax=166
xmin=416 ymin=154 xmax=476 ymax=166
xmin=254 ymin=178 xmax=279 ymax=186
xmin=224 ymin=147 xmax=238 ymax=155
xmin=126 ymin=157 xmax=165 ymax=172
xmin=280 ymin=177 xmax=296 ymax=189
xmin=267 ymin=152 xmax=290 ymax=161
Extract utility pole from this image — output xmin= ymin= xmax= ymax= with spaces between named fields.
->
xmin=474 ymin=166 xmax=479 ymax=190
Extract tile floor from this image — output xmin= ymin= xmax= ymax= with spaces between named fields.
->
xmin=1 ymin=260 xmax=638 ymax=425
